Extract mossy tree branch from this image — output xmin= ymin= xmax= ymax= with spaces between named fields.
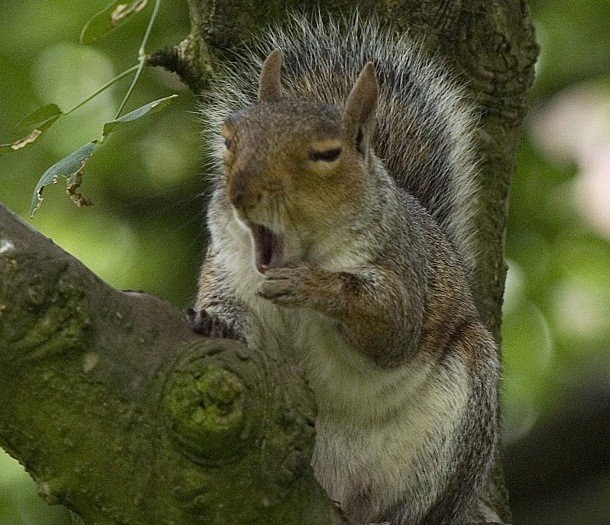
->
xmin=1 ymin=0 xmax=537 ymax=523
xmin=0 ymin=205 xmax=336 ymax=523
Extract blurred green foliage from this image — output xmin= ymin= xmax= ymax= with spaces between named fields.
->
xmin=0 ymin=1 xmax=608 ymax=523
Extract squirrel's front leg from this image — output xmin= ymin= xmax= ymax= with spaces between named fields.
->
xmin=190 ymin=247 xmax=248 ymax=343
xmin=258 ymin=263 xmax=424 ymax=367
xmin=258 ymin=264 xmax=345 ymax=310
xmin=187 ymin=307 xmax=245 ymax=341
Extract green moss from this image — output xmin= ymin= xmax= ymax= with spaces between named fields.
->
xmin=164 ymin=364 xmax=249 ymax=464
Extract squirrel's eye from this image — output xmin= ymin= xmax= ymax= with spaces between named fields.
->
xmin=309 ymin=147 xmax=342 ymax=162
xmin=224 ymin=138 xmax=233 ymax=150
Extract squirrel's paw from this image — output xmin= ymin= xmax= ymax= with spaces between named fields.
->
xmin=187 ymin=308 xmax=245 ymax=341
xmin=258 ymin=266 xmax=310 ymax=307
xmin=258 ymin=264 xmax=339 ymax=309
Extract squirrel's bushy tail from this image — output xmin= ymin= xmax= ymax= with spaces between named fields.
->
xmin=203 ymin=12 xmax=481 ymax=280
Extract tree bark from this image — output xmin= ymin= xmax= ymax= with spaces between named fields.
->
xmin=0 ymin=206 xmax=337 ymax=523
xmin=1 ymin=0 xmax=537 ymax=523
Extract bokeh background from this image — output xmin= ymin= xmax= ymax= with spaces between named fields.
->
xmin=0 ymin=1 xmax=608 ymax=523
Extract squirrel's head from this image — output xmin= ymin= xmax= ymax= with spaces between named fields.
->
xmin=220 ymin=49 xmax=379 ymax=273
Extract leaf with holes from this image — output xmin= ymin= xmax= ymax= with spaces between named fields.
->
xmin=102 ymin=94 xmax=177 ymax=137
xmin=30 ymin=141 xmax=97 ymax=217
xmin=80 ymin=0 xmax=149 ymax=45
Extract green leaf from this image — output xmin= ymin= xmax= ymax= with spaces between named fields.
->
xmin=0 ymin=122 xmax=54 ymax=156
xmin=30 ymin=141 xmax=97 ymax=217
xmin=102 ymin=94 xmax=178 ymax=137
xmin=0 ymin=105 xmax=64 ymax=156
xmin=80 ymin=0 xmax=149 ymax=45
xmin=2 ymin=129 xmax=45 ymax=154
xmin=21 ymin=104 xmax=63 ymax=128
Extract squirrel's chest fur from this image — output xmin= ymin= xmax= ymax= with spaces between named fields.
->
xmin=214 ymin=218 xmax=470 ymax=522
xmin=297 ymin=310 xmax=469 ymax=521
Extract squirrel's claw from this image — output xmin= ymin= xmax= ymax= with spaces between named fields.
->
xmin=258 ymin=278 xmax=300 ymax=306
xmin=187 ymin=307 xmax=245 ymax=341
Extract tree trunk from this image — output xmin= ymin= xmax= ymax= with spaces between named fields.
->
xmin=0 ymin=0 xmax=537 ymax=523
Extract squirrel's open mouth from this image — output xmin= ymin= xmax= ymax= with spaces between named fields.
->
xmin=250 ymin=224 xmax=284 ymax=274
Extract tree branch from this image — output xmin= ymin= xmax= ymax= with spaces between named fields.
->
xmin=0 ymin=203 xmax=336 ymax=523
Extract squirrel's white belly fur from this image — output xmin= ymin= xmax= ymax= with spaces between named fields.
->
xmin=216 ymin=227 xmax=470 ymax=522
xmin=298 ymin=311 xmax=470 ymax=522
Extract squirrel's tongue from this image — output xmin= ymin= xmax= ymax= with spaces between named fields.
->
xmin=251 ymin=224 xmax=284 ymax=274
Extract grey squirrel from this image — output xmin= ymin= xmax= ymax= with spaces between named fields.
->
xmin=189 ymin=15 xmax=501 ymax=525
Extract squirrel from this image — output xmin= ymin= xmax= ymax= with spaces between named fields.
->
xmin=189 ymin=15 xmax=501 ymax=525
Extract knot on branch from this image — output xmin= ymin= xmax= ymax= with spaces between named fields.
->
xmin=164 ymin=359 xmax=251 ymax=465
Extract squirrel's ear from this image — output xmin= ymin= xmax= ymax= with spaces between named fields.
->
xmin=258 ymin=49 xmax=283 ymax=103
xmin=343 ymin=62 xmax=379 ymax=152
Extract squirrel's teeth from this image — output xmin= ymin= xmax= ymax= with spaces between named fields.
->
xmin=251 ymin=224 xmax=283 ymax=274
